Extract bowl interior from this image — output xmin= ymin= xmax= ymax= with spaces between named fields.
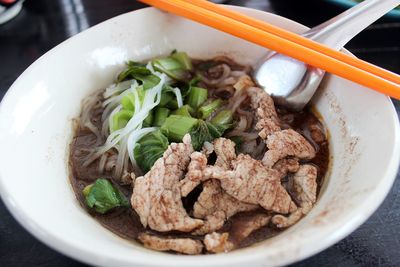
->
xmin=0 ymin=7 xmax=399 ymax=267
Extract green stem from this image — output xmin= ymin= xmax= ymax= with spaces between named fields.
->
xmin=153 ymin=107 xmax=170 ymax=127
xmin=143 ymin=110 xmax=154 ymax=127
xmin=211 ymin=109 xmax=233 ymax=126
xmin=187 ymin=86 xmax=208 ymax=109
xmin=198 ymin=99 xmax=224 ymax=119
xmin=161 ymin=115 xmax=198 ymax=142
xmin=172 ymin=105 xmax=194 ymax=117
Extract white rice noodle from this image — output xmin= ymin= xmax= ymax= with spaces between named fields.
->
xmin=98 ymin=153 xmax=108 ymax=173
xmin=102 ymin=82 xmax=137 ymax=108
xmin=101 ymin=80 xmax=139 ymax=122
xmin=229 ymin=94 xmax=247 ymax=113
xmin=201 ymin=64 xmax=231 ymax=85
xmin=83 ymin=74 xmax=167 ymax=168
xmin=172 ymin=87 xmax=183 ymax=108
xmin=131 ymin=84 xmax=141 ymax=116
xmin=114 ymin=137 xmax=128 ymax=179
xmin=230 ymin=70 xmax=247 ymax=77
xmin=103 ymin=79 xmax=134 ymax=98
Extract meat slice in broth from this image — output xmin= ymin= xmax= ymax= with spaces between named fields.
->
xmin=204 ymin=154 xmax=297 ymax=214
xmin=262 ymin=129 xmax=316 ymax=167
xmin=272 ymin=164 xmax=318 ymax=228
xmin=131 ymin=134 xmax=204 ymax=232
xmin=180 ymin=138 xmax=236 ymax=197
xmin=192 ymin=179 xmax=257 ymax=235
xmin=247 ymin=86 xmax=281 ymax=139
xmin=272 ymin=158 xmax=300 ymax=177
xmin=204 ymin=213 xmax=271 ymax=253
xmin=138 ymin=233 xmax=203 ymax=255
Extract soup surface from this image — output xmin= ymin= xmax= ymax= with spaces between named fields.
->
xmin=69 ymin=53 xmax=329 ymax=254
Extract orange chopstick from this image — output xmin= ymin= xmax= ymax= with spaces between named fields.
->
xmin=185 ymin=0 xmax=400 ymax=85
xmin=139 ymin=0 xmax=400 ymax=99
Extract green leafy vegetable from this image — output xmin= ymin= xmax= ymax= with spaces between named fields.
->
xmin=172 ymin=105 xmax=194 ymax=117
xmin=186 ymin=86 xmax=208 ymax=110
xmin=189 ymin=75 xmax=202 ymax=86
xmin=159 ymin=91 xmax=175 ymax=107
xmin=189 ymin=120 xmax=230 ymax=151
xmin=83 ymin=179 xmax=129 ymax=214
xmin=120 ymin=87 xmax=145 ymax=112
xmin=134 ymin=130 xmax=169 ymax=172
xmin=117 ymin=62 xmax=161 ymax=90
xmin=161 ymin=115 xmax=198 ymax=142
xmin=189 ymin=110 xmax=233 ymax=150
xmin=120 ymin=92 xmax=136 ymax=111
xmin=210 ymin=109 xmax=233 ymax=132
xmin=160 ymin=85 xmax=185 ymax=109
xmin=170 ymin=51 xmax=193 ymax=71
xmin=153 ymin=107 xmax=170 ymax=127
xmin=134 ymin=74 xmax=161 ymax=90
xmin=152 ymin=51 xmax=192 ymax=81
xmin=143 ymin=110 xmax=154 ymax=127
xmin=111 ymin=109 xmax=134 ymax=132
xmin=198 ymin=99 xmax=224 ymax=119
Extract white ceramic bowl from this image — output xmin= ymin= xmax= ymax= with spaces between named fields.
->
xmin=0 ymin=6 xmax=399 ymax=267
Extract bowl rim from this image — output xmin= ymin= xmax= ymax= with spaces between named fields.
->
xmin=0 ymin=6 xmax=399 ymax=267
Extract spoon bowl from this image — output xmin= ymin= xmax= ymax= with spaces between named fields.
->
xmin=254 ymin=0 xmax=400 ymax=110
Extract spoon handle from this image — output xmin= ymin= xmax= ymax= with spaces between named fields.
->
xmin=303 ymin=0 xmax=400 ymax=49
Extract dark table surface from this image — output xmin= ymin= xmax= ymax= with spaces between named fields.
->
xmin=0 ymin=0 xmax=399 ymax=266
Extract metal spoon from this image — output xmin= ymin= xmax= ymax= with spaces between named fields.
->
xmin=254 ymin=0 xmax=400 ymax=111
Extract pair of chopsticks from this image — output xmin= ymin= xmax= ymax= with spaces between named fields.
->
xmin=139 ymin=0 xmax=400 ymax=98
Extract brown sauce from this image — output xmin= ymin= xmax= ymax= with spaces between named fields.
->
xmin=69 ymin=106 xmax=329 ymax=252
xmin=69 ymin=59 xmax=330 ymax=253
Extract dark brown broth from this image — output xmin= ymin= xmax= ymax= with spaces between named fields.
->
xmin=69 ymin=59 xmax=330 ymax=254
xmin=69 ymin=106 xmax=329 ymax=252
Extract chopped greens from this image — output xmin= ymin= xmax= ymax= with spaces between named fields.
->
xmin=152 ymin=51 xmax=192 ymax=81
xmin=186 ymin=86 xmax=208 ymax=110
xmin=153 ymin=107 xmax=170 ymax=127
xmin=161 ymin=115 xmax=198 ymax=142
xmin=189 ymin=110 xmax=233 ymax=150
xmin=143 ymin=110 xmax=154 ymax=127
xmin=210 ymin=109 xmax=233 ymax=132
xmin=189 ymin=120 xmax=229 ymax=151
xmin=93 ymin=50 xmax=238 ymax=175
xmin=83 ymin=179 xmax=129 ymax=214
xmin=134 ymin=130 xmax=169 ymax=172
xmin=117 ymin=61 xmax=161 ymax=90
xmin=172 ymin=105 xmax=194 ymax=117
xmin=198 ymin=99 xmax=224 ymax=119
xmin=111 ymin=109 xmax=134 ymax=132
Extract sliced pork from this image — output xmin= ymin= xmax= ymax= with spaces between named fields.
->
xmin=204 ymin=213 xmax=271 ymax=253
xmin=272 ymin=165 xmax=317 ymax=228
xmin=204 ymin=154 xmax=297 ymax=214
xmin=138 ymin=233 xmax=203 ymax=255
xmin=262 ymin=129 xmax=316 ymax=167
xmin=131 ymin=134 xmax=203 ymax=232
xmin=248 ymin=86 xmax=281 ymax=139
xmin=192 ymin=179 xmax=257 ymax=235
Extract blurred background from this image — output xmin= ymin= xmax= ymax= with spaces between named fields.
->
xmin=0 ymin=0 xmax=399 ymax=266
